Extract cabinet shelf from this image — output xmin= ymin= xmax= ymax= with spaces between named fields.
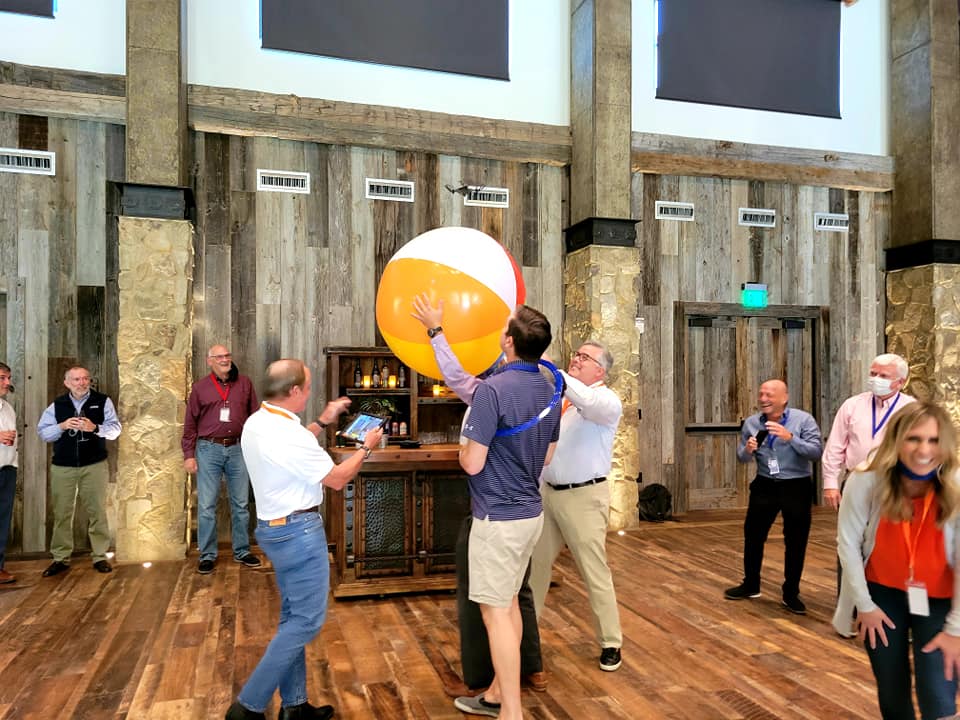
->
xmin=417 ymin=396 xmax=466 ymax=404
xmin=345 ymin=388 xmax=411 ymax=397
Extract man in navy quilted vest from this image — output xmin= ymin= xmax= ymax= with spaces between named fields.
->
xmin=37 ymin=366 xmax=122 ymax=577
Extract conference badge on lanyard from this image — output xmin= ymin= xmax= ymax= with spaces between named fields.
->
xmin=904 ymin=491 xmax=934 ymax=617
xmin=212 ymin=373 xmax=231 ymax=423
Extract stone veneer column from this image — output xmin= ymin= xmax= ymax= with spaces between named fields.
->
xmin=563 ymin=245 xmax=641 ymax=531
xmin=115 ymin=217 xmax=193 ymax=561
xmin=886 ymin=264 xmax=960 ymax=424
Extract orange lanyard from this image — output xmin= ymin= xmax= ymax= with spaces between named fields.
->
xmin=260 ymin=402 xmax=295 ymax=420
xmin=901 ymin=490 xmax=935 ymax=582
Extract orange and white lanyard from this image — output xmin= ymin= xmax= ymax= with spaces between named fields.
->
xmin=260 ymin=402 xmax=295 ymax=420
xmin=902 ymin=490 xmax=935 ymax=583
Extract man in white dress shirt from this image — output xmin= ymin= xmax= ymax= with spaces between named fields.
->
xmin=226 ymin=359 xmax=382 ymax=720
xmin=528 ymin=341 xmax=624 ymax=672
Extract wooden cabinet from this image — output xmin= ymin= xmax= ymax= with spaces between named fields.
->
xmin=324 ymin=348 xmax=471 ymax=597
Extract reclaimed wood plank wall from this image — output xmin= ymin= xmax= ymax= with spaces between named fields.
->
xmin=0 ymin=111 xmax=124 ymax=556
xmin=633 ymin=173 xmax=888 ymax=511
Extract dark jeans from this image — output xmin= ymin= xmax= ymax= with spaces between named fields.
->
xmin=741 ymin=475 xmax=812 ymax=598
xmin=456 ymin=515 xmax=543 ymax=689
xmin=865 ymin=582 xmax=956 ymax=720
xmin=0 ymin=465 xmax=15 ymax=568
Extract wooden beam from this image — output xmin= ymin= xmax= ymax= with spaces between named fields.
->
xmin=187 ymin=85 xmax=571 ymax=166
xmin=0 ymin=84 xmax=125 ymax=125
xmin=0 ymin=61 xmax=125 ymax=97
xmin=632 ymin=132 xmax=895 ymax=192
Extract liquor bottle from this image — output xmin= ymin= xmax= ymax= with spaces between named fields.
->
xmin=371 ymin=359 xmax=381 ymax=388
xmin=391 ymin=420 xmax=399 ymax=436
xmin=380 ymin=359 xmax=389 ymax=387
xmin=353 ymin=359 xmax=362 ymax=388
xmin=398 ymin=365 xmax=406 ymax=388
xmin=398 ymin=420 xmax=407 ymax=436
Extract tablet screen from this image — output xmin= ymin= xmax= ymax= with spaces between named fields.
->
xmin=340 ymin=413 xmax=388 ymax=442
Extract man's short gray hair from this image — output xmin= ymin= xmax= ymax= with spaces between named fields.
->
xmin=581 ymin=340 xmax=613 ymax=373
xmin=872 ymin=353 xmax=908 ymax=381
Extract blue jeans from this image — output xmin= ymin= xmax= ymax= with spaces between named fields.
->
xmin=237 ymin=511 xmax=329 ymax=712
xmin=195 ymin=440 xmax=251 ymax=561
xmin=865 ymin=581 xmax=957 ymax=720
xmin=0 ymin=465 xmax=15 ymax=568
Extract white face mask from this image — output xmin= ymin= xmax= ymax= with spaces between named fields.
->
xmin=867 ymin=376 xmax=895 ymax=397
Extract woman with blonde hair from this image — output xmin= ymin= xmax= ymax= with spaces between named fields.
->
xmin=836 ymin=401 xmax=960 ymax=719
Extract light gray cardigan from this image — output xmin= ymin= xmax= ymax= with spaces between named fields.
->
xmin=834 ymin=470 xmax=960 ymax=636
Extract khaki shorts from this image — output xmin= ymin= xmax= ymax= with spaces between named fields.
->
xmin=468 ymin=513 xmax=544 ymax=608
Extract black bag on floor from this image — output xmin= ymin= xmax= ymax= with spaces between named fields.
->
xmin=637 ymin=483 xmax=672 ymax=522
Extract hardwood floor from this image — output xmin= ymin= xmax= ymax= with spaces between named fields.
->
xmin=0 ymin=509 xmax=890 ymax=719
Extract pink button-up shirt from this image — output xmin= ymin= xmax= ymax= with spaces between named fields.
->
xmin=821 ymin=390 xmax=915 ymax=490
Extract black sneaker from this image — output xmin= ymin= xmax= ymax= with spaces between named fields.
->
xmin=599 ymin=647 xmax=622 ymax=671
xmin=724 ymin=584 xmax=761 ymax=600
xmin=198 ymin=559 xmax=215 ymax=574
xmin=234 ymin=554 xmax=262 ymax=568
xmin=782 ymin=595 xmax=807 ymax=615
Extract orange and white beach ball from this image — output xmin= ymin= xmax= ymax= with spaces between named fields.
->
xmin=376 ymin=227 xmax=526 ymax=380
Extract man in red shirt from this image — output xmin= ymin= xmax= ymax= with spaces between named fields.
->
xmin=183 ymin=345 xmax=261 ymax=574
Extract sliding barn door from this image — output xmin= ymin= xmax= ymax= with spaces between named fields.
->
xmin=678 ymin=304 xmax=821 ymax=511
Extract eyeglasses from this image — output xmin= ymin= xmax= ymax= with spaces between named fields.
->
xmin=572 ymin=351 xmax=602 ymax=368
xmin=208 ymin=353 xmax=232 ymax=360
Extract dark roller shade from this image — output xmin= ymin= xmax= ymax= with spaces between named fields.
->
xmin=656 ymin=0 xmax=841 ymax=118
xmin=261 ymin=0 xmax=509 ymax=81
xmin=0 ymin=0 xmax=53 ymax=17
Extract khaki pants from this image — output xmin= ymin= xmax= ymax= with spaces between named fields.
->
xmin=530 ymin=481 xmax=622 ymax=648
xmin=50 ymin=460 xmax=110 ymax=563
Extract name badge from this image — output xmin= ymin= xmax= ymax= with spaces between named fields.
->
xmin=220 ymin=406 xmax=231 ymax=423
xmin=907 ymin=581 xmax=930 ymax=617
xmin=767 ymin=456 xmax=780 ymax=476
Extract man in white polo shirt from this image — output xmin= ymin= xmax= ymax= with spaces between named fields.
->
xmin=226 ymin=359 xmax=382 ymax=720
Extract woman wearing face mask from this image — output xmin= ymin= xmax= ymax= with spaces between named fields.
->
xmin=836 ymin=402 xmax=960 ymax=720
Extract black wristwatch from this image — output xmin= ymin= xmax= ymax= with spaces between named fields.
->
xmin=427 ymin=326 xmax=443 ymax=338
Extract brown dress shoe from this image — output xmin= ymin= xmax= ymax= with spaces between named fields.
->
xmin=0 ymin=568 xmax=14 ymax=584
xmin=442 ymin=679 xmax=486 ymax=700
xmin=523 ymin=671 xmax=548 ymax=692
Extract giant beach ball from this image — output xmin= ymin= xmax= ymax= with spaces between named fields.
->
xmin=376 ymin=227 xmax=526 ymax=380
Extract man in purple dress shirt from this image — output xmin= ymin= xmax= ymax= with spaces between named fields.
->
xmin=182 ymin=345 xmax=261 ymax=574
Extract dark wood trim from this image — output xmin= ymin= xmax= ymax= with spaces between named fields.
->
xmin=885 ymin=239 xmax=960 ymax=270
xmin=681 ymin=302 xmax=824 ymax=319
xmin=564 ymin=217 xmax=637 ymax=252
xmin=632 ymin=132 xmax=894 ymax=192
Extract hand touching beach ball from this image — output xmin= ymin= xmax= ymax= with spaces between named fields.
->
xmin=376 ymin=227 xmax=526 ymax=380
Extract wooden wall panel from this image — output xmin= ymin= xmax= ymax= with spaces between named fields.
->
xmin=634 ymin=173 xmax=888 ymax=511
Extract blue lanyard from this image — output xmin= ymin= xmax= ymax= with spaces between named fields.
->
xmin=871 ymin=392 xmax=901 ymax=438
xmin=493 ymin=360 xmax=564 ymax=437
xmin=761 ymin=409 xmax=788 ymax=448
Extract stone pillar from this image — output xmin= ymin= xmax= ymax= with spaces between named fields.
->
xmin=116 ymin=0 xmax=193 ymax=561
xmin=115 ymin=217 xmax=193 ymax=561
xmin=563 ymin=245 xmax=641 ymax=531
xmin=889 ymin=0 xmax=960 ymax=247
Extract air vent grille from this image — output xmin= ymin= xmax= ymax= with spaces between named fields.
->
xmin=738 ymin=207 xmax=777 ymax=228
xmin=256 ymin=169 xmax=310 ymax=194
xmin=0 ymin=147 xmax=56 ymax=176
xmin=814 ymin=212 xmax=849 ymax=232
xmin=655 ymin=201 xmax=695 ymax=222
xmin=463 ymin=186 xmax=509 ymax=208
xmin=365 ymin=178 xmax=415 ymax=203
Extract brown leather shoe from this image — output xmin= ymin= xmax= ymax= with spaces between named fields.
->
xmin=523 ymin=671 xmax=548 ymax=692
xmin=0 ymin=568 xmax=14 ymax=584
xmin=442 ymin=679 xmax=486 ymax=699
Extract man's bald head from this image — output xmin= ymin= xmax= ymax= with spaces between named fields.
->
xmin=758 ymin=379 xmax=789 ymax=420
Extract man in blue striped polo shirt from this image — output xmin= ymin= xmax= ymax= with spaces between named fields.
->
xmin=454 ymin=305 xmax=562 ymax=720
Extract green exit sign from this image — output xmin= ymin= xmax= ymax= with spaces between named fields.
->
xmin=741 ymin=282 xmax=768 ymax=309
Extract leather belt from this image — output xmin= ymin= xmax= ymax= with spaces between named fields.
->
xmin=266 ymin=505 xmax=320 ymax=527
xmin=200 ymin=436 xmax=239 ymax=447
xmin=550 ymin=476 xmax=606 ymax=492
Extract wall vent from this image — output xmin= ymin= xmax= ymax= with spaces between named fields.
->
xmin=738 ymin=207 xmax=777 ymax=228
xmin=365 ymin=178 xmax=415 ymax=203
xmin=0 ymin=147 xmax=56 ymax=176
xmin=814 ymin=212 xmax=850 ymax=232
xmin=463 ymin=186 xmax=509 ymax=208
xmin=256 ymin=169 xmax=310 ymax=194
xmin=655 ymin=200 xmax=695 ymax=222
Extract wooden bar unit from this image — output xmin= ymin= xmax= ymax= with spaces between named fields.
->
xmin=325 ymin=348 xmax=471 ymax=597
